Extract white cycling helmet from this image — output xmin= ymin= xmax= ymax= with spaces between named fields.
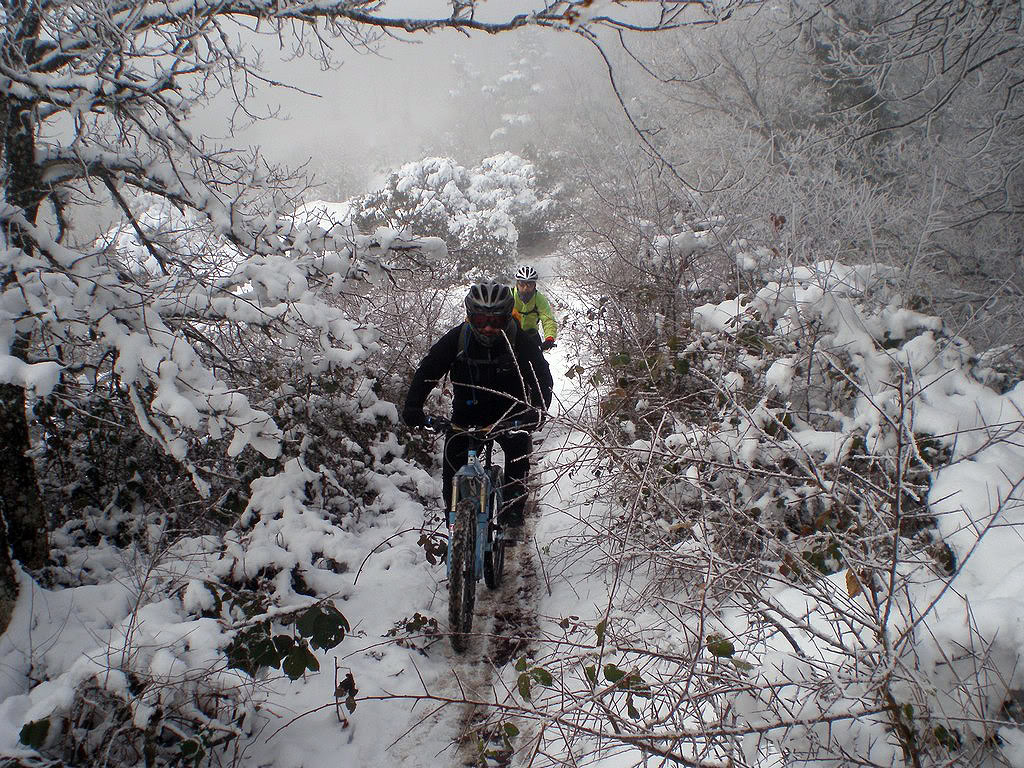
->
xmin=514 ymin=264 xmax=538 ymax=282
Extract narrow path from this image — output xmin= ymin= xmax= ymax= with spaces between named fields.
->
xmin=376 ymin=479 xmax=549 ymax=768
xmin=451 ymin=495 xmax=543 ymax=767
xmin=387 ymin=260 xmax=582 ymax=767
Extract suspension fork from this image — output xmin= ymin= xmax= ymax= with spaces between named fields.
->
xmin=448 ymin=445 xmax=491 ymax=578
xmin=475 ymin=479 xmax=489 ymax=578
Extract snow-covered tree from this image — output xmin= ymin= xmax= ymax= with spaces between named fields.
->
xmin=441 ymin=31 xmax=564 ymax=163
xmin=612 ymin=0 xmax=1024 ymax=351
xmin=349 ymin=153 xmax=555 ymax=280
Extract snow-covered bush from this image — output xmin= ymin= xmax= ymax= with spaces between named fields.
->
xmin=8 ymin=349 xmax=441 ymax=766
xmin=556 ymin=233 xmax=1024 ymax=765
xmin=0 ymin=181 xmax=453 ymax=762
xmin=7 ymin=534 xmax=351 ymax=768
xmin=560 ymin=164 xmax=733 ymax=433
xmin=350 ymin=153 xmax=555 ymax=281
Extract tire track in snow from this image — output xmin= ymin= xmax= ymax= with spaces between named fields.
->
xmin=450 ymin=494 xmax=543 ymax=767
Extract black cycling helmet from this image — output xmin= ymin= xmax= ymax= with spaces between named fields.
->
xmin=465 ymin=280 xmax=514 ymax=316
xmin=465 ymin=281 xmax=515 ymax=347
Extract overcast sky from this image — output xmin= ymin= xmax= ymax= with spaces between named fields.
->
xmin=191 ymin=7 xmax=558 ymax=179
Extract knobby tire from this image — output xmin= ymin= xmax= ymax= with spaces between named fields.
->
xmin=448 ymin=498 xmax=477 ymax=653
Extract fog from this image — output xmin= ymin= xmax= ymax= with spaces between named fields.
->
xmin=191 ymin=2 xmax=626 ymax=198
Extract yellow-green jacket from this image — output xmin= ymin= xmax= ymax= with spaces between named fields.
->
xmin=513 ymin=288 xmax=557 ymax=341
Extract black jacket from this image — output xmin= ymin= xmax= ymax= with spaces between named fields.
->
xmin=404 ymin=323 xmax=553 ymax=428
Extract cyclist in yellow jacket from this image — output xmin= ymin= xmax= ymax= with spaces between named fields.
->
xmin=513 ymin=265 xmax=557 ymax=351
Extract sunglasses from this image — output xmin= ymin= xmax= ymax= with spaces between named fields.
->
xmin=468 ymin=312 xmax=510 ymax=329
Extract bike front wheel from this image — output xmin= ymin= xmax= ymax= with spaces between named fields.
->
xmin=448 ymin=498 xmax=478 ymax=653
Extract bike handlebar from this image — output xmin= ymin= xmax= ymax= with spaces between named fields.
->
xmin=423 ymin=417 xmax=530 ymax=437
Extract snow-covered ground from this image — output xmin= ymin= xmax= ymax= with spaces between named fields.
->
xmin=3 ymin=254 xmax=1024 ymax=768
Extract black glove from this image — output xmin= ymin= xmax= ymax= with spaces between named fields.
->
xmin=541 ymin=337 xmax=555 ymax=351
xmin=402 ymin=407 xmax=425 ymax=427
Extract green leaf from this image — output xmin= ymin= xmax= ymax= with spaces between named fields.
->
xmin=252 ymin=636 xmax=283 ymax=669
xmin=227 ymin=631 xmax=283 ymax=675
xmin=180 ymin=738 xmax=205 ymax=764
xmin=504 ymin=722 xmax=520 ymax=738
xmin=626 ymin=693 xmax=640 ymax=720
xmin=515 ymin=657 xmax=529 ymax=673
xmin=226 ymin=621 xmax=280 ymax=675
xmin=705 ymin=634 xmax=735 ymax=658
xmin=531 ymin=667 xmax=553 ymax=686
xmin=282 ymin=644 xmax=319 ymax=680
xmin=934 ymin=724 xmax=960 ymax=750
xmin=273 ymin=634 xmax=296 ymax=655
xmin=295 ymin=606 xmax=319 ymax=636
xmin=517 ymin=673 xmax=533 ymax=701
xmin=603 ymin=664 xmax=626 ymax=684
xmin=583 ymin=664 xmax=597 ymax=685
xmin=19 ymin=719 xmax=50 ymax=749
xmin=595 ymin=618 xmax=607 ymax=646
xmin=295 ymin=604 xmax=349 ymax=651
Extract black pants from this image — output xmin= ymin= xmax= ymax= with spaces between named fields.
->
xmin=442 ymin=430 xmax=532 ymax=524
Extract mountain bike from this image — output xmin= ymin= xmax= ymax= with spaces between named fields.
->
xmin=429 ymin=420 xmax=515 ymax=653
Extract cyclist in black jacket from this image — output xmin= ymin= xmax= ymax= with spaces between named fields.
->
xmin=402 ymin=281 xmax=554 ymax=529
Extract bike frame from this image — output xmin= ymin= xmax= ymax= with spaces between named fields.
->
xmin=447 ymin=434 xmax=503 ymax=582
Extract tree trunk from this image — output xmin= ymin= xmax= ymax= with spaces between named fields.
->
xmin=1 ymin=11 xmax=51 ymax=621
xmin=0 ymin=475 xmax=19 ymax=634
xmin=0 ymin=299 xmax=44 ymax=636
xmin=0 ymin=330 xmax=48 ymax=637
xmin=0 ymin=374 xmax=49 ymax=570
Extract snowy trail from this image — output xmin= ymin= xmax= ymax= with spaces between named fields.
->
xmin=387 ymin=263 xmax=599 ymax=768
xmin=239 ymin=260 xmax=606 ymax=768
xmin=376 ymin=492 xmax=546 ymax=768
xmin=0 ymin=257 xmax=615 ymax=768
